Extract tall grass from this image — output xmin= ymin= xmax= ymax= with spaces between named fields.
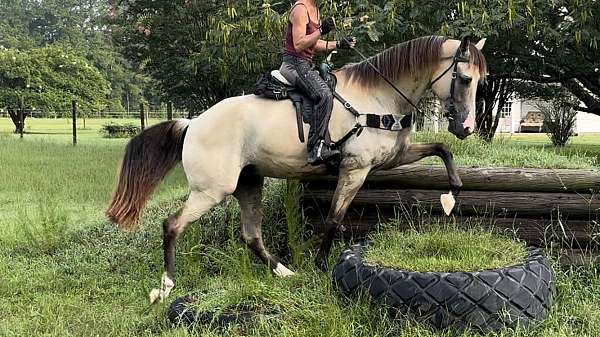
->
xmin=1 ymin=129 xmax=600 ymax=336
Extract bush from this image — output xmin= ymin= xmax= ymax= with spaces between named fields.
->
xmin=537 ymin=98 xmax=578 ymax=147
xmin=100 ymin=123 xmax=140 ymax=138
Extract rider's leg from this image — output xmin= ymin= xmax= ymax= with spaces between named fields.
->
xmin=280 ymin=56 xmax=339 ymax=164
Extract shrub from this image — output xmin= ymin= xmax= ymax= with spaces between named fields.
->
xmin=101 ymin=123 xmax=140 ymax=138
xmin=537 ymin=98 xmax=578 ymax=147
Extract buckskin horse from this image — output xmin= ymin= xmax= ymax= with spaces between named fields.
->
xmin=106 ymin=35 xmax=487 ymax=303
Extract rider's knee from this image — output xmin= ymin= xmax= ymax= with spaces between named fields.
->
xmin=316 ymin=90 xmax=333 ymax=106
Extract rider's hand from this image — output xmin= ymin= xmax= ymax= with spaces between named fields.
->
xmin=336 ymin=36 xmax=356 ymax=49
xmin=320 ymin=17 xmax=335 ymax=35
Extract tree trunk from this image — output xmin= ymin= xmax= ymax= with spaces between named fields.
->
xmin=475 ymin=78 xmax=500 ymax=140
xmin=7 ymin=107 xmax=26 ymax=134
xmin=476 ymin=78 xmax=512 ymax=141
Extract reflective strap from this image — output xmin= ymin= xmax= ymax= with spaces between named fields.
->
xmin=357 ymin=114 xmax=407 ymax=131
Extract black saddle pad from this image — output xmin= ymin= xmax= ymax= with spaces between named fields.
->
xmin=254 ymin=72 xmax=313 ymax=124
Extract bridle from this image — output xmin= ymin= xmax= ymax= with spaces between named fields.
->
xmin=430 ymin=48 xmax=471 ymax=120
xmin=345 ymin=38 xmax=471 ymax=120
xmin=328 ymin=39 xmax=474 ymax=149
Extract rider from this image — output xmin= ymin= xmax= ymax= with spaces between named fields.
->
xmin=279 ymin=0 xmax=356 ymax=165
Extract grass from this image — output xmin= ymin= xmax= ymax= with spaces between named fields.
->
xmin=0 ymin=116 xmax=165 ymax=144
xmin=1 ymin=119 xmax=600 ymax=336
xmin=414 ymin=132 xmax=599 ymax=169
xmin=363 ymin=228 xmax=528 ymax=272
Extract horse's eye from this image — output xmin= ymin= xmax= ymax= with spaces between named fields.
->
xmin=460 ymin=75 xmax=472 ymax=84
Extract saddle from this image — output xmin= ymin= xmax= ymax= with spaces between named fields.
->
xmin=254 ymin=67 xmax=331 ymax=143
xmin=254 ymin=60 xmax=414 ymax=146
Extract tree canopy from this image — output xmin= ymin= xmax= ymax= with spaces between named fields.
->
xmin=111 ymin=0 xmax=599 ymax=121
xmin=0 ymin=0 xmax=155 ymax=112
xmin=0 ymin=46 xmax=110 ymax=112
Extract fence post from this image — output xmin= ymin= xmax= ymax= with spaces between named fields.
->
xmin=72 ymin=100 xmax=77 ymax=145
xmin=167 ymin=101 xmax=173 ymax=121
xmin=19 ymin=96 xmax=25 ymax=138
xmin=139 ymin=103 xmax=145 ymax=130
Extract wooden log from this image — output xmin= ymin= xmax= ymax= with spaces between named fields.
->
xmin=303 ymin=188 xmax=600 ymax=219
xmin=558 ymin=249 xmax=600 ymax=266
xmin=303 ymin=165 xmax=600 ymax=193
xmin=302 ymin=211 xmax=595 ymax=247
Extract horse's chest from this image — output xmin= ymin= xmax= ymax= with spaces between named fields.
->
xmin=345 ymin=131 xmax=409 ymax=168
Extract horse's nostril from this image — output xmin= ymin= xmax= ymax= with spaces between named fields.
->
xmin=465 ymin=127 xmax=472 ymax=135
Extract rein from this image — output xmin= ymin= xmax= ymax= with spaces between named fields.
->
xmin=329 ymin=39 xmax=470 ymax=149
xmin=342 ymin=36 xmax=469 ymax=120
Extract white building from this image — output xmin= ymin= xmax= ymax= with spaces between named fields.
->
xmin=495 ymin=98 xmax=600 ymax=134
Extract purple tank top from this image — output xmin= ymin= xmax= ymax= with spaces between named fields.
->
xmin=284 ymin=3 xmax=319 ymax=61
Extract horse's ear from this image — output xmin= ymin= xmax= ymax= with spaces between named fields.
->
xmin=474 ymin=38 xmax=486 ymax=50
xmin=460 ymin=36 xmax=470 ymax=52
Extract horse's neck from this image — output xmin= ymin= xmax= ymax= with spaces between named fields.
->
xmin=335 ymin=71 xmax=431 ymax=116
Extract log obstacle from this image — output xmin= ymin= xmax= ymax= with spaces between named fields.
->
xmin=301 ymin=165 xmax=600 ymax=247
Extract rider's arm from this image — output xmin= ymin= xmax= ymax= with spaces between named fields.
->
xmin=315 ymin=37 xmax=357 ymax=52
xmin=290 ymin=6 xmax=321 ymax=52
xmin=314 ymin=40 xmax=336 ymax=52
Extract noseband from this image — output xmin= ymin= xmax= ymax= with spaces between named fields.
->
xmin=430 ymin=48 xmax=471 ymax=120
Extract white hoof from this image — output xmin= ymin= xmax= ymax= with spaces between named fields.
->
xmin=149 ymin=272 xmax=175 ymax=304
xmin=440 ymin=191 xmax=456 ymax=216
xmin=149 ymin=288 xmax=162 ymax=304
xmin=273 ymin=263 xmax=296 ymax=277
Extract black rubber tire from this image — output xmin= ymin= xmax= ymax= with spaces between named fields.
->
xmin=332 ymin=243 xmax=555 ymax=332
xmin=167 ymin=296 xmax=264 ymax=329
xmin=167 ymin=296 xmax=197 ymax=328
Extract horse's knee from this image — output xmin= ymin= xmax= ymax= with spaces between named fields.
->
xmin=434 ymin=143 xmax=453 ymax=159
xmin=318 ymin=219 xmax=342 ymax=235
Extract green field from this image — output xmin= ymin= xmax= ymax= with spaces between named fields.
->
xmin=1 ymin=118 xmax=600 ymax=336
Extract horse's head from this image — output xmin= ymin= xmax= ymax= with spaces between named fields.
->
xmin=430 ymin=37 xmax=487 ymax=139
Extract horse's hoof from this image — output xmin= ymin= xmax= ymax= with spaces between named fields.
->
xmin=273 ymin=263 xmax=295 ymax=277
xmin=149 ymin=288 xmax=162 ymax=304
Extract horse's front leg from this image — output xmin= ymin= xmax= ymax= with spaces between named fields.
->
xmin=399 ymin=143 xmax=462 ymax=194
xmin=315 ymin=167 xmax=371 ymax=271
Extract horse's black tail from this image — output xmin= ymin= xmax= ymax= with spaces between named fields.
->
xmin=106 ymin=119 xmax=190 ymax=229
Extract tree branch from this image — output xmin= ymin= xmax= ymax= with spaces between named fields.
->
xmin=562 ymin=79 xmax=600 ymax=116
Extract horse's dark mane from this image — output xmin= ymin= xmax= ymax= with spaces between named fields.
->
xmin=342 ymin=35 xmax=487 ymax=87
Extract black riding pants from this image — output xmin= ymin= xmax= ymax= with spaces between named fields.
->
xmin=279 ymin=54 xmax=334 ymax=149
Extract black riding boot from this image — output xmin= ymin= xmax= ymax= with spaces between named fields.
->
xmin=280 ymin=54 xmax=339 ymax=165
xmin=307 ymin=139 xmax=340 ymax=165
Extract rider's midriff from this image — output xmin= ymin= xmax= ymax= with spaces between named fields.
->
xmin=283 ymin=6 xmax=319 ymax=61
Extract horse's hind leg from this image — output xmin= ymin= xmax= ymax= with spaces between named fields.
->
xmin=149 ymin=189 xmax=225 ymax=304
xmin=233 ymin=167 xmax=294 ymax=277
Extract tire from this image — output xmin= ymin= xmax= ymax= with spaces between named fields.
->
xmin=167 ymin=296 xmax=267 ymax=329
xmin=167 ymin=296 xmax=197 ymax=328
xmin=332 ymin=243 xmax=555 ymax=332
